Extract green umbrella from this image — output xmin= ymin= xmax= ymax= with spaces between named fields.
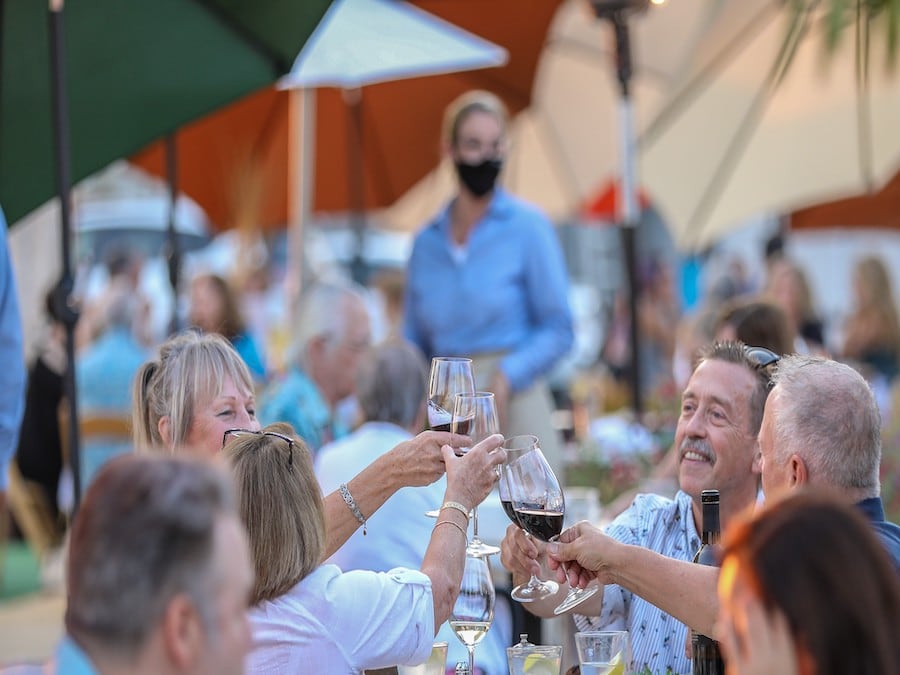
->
xmin=1 ymin=0 xmax=330 ymax=224
xmin=0 ymin=0 xmax=330 ymax=510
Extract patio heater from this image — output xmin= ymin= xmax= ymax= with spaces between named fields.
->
xmin=590 ymin=0 xmax=650 ymax=420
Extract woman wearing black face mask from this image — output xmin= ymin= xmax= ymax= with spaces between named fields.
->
xmin=403 ymin=89 xmax=574 ymax=489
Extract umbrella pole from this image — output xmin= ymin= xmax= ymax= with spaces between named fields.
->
xmin=594 ymin=2 xmax=643 ymax=420
xmin=48 ymin=0 xmax=82 ymax=512
xmin=165 ymin=133 xmax=181 ymax=335
xmin=344 ymin=87 xmax=368 ymax=285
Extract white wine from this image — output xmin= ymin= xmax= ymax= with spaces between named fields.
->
xmin=449 ymin=620 xmax=490 ymax=647
xmin=579 ymin=662 xmax=624 ymax=675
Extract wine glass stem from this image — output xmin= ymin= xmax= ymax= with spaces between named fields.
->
xmin=468 ymin=646 xmax=475 ymax=675
xmin=471 ymin=506 xmax=480 ymax=540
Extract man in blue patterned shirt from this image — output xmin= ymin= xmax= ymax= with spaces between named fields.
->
xmin=501 ymin=341 xmax=770 ymax=674
xmin=540 ymin=353 xmax=900 ymax=673
xmin=258 ymin=281 xmax=371 ymax=454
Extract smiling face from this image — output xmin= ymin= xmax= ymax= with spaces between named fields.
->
xmin=181 ymin=376 xmax=259 ymax=458
xmin=676 ymin=358 xmax=761 ymax=519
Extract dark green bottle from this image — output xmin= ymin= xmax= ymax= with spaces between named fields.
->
xmin=692 ymin=489 xmax=725 ymax=675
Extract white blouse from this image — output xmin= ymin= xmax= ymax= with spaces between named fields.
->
xmin=246 ymin=564 xmax=434 ymax=674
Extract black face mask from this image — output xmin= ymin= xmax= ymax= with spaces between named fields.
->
xmin=455 ymin=158 xmax=502 ymax=197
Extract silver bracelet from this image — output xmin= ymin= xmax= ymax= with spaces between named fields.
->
xmin=339 ymin=483 xmax=367 ymax=536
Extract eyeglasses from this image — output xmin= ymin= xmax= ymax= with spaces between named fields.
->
xmin=744 ymin=345 xmax=780 ymax=389
xmin=222 ymin=428 xmax=295 ymax=470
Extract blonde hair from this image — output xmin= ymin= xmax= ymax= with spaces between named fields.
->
xmin=132 ymin=331 xmax=254 ymax=452
xmin=223 ymin=423 xmax=325 ymax=605
xmin=441 ymin=90 xmax=508 ymax=148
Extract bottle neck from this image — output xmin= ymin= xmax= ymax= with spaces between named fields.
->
xmin=701 ymin=500 xmax=721 ymax=545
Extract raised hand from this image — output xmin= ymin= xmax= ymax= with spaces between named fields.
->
xmin=500 ymin=522 xmax=544 ymax=579
xmin=387 ymin=430 xmax=472 ymax=488
xmin=443 ymin=433 xmax=505 ymax=510
xmin=546 ymin=521 xmax=614 ymax=589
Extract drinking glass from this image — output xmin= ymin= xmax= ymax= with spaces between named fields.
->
xmin=424 ymin=357 xmax=475 ymax=518
xmin=396 ymin=642 xmax=448 ymax=675
xmin=453 ymin=392 xmax=500 ymax=556
xmin=505 ymin=441 xmax=599 ymax=615
xmin=574 ymin=631 xmax=631 ymax=675
xmin=500 ymin=435 xmax=559 ymax=602
xmin=427 ymin=357 xmax=475 ymax=431
xmin=450 ymin=552 xmax=495 ymax=675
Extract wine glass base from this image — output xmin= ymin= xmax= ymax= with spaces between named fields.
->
xmin=553 ymin=584 xmax=600 ymax=615
xmin=465 ymin=540 xmax=500 ymax=556
xmin=511 ymin=579 xmax=559 ymax=603
xmin=424 ymin=509 xmax=440 ymax=518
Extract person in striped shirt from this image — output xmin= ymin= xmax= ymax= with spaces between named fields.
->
xmin=501 ymin=341 xmax=772 ymax=674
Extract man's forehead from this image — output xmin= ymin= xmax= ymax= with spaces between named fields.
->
xmin=684 ymin=359 xmax=755 ymax=404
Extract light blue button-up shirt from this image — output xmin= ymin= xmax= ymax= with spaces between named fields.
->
xmin=403 ymin=189 xmax=573 ymax=393
xmin=575 ymin=491 xmax=700 ymax=675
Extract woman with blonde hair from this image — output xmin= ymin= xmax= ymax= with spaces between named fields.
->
xmin=132 ymin=331 xmax=472 ymax=558
xmin=404 ymin=89 xmax=573 ymax=476
xmin=842 ymin=255 xmax=900 ymax=380
xmin=224 ymin=422 xmax=504 ymax=673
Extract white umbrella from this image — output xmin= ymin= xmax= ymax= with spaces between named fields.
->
xmin=276 ymin=0 xmax=507 ymax=288
xmin=639 ymin=1 xmax=900 ymax=252
xmin=379 ymin=0 xmax=744 ymax=230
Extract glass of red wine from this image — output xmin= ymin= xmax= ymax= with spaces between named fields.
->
xmin=453 ymin=392 xmax=500 ymax=556
xmin=428 ymin=357 xmax=475 ymax=432
xmin=505 ymin=439 xmax=599 ymax=614
xmin=500 ymin=435 xmax=559 ymax=602
xmin=425 ymin=357 xmax=476 ymax=518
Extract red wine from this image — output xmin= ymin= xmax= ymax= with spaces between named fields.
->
xmin=692 ymin=490 xmax=725 ymax=675
xmin=428 ymin=400 xmax=452 ymax=431
xmin=452 ymin=416 xmax=474 ymax=436
xmin=500 ymin=499 xmax=520 ymax=525
xmin=514 ymin=508 xmax=564 ymax=542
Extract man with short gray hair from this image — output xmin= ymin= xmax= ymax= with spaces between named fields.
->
xmin=5 ymin=454 xmax=254 ymax=675
xmin=259 ymin=281 xmax=371 ymax=452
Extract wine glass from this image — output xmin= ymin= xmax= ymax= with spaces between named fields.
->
xmin=453 ymin=392 xmax=500 ymax=556
xmin=427 ymin=357 xmax=475 ymax=431
xmin=499 ymin=435 xmax=559 ymax=602
xmin=425 ymin=357 xmax=475 ymax=518
xmin=450 ymin=552 xmax=495 ymax=675
xmin=505 ymin=439 xmax=599 ymax=615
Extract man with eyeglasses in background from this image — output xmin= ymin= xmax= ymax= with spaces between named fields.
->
xmin=258 ymin=281 xmax=372 ymax=455
xmin=501 ymin=341 xmax=773 ymax=674
xmin=538 ymin=352 xmax=900 ymax=660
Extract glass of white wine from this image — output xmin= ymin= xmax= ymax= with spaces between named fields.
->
xmin=450 ymin=552 xmax=495 ymax=675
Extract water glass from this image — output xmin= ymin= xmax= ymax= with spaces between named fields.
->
xmin=397 ymin=642 xmax=448 ymax=675
xmin=574 ymin=631 xmax=631 ymax=675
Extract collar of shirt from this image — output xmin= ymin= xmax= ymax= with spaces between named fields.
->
xmin=431 ymin=188 xmax=516 ymax=241
xmin=53 ymin=636 xmax=99 ymax=675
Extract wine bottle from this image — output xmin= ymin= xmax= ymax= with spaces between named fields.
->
xmin=692 ymin=489 xmax=725 ymax=675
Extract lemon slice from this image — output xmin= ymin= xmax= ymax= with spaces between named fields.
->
xmin=605 ymin=651 xmax=625 ymax=675
xmin=523 ymin=653 xmax=558 ymax=675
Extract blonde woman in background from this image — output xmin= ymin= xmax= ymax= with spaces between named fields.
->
xmin=842 ymin=255 xmax=900 ymax=382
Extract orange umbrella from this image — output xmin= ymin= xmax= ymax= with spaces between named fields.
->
xmin=131 ymin=0 xmax=563 ymax=232
xmin=790 ymin=168 xmax=900 ymax=231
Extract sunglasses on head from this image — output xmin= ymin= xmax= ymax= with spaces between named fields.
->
xmin=744 ymin=345 xmax=780 ymax=389
xmin=222 ymin=428 xmax=295 ymax=471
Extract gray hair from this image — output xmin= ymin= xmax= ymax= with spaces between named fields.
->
xmin=356 ymin=340 xmax=427 ymax=428
xmin=132 ymin=331 xmax=254 ymax=451
xmin=286 ymin=281 xmax=369 ymax=369
xmin=770 ymin=355 xmax=882 ymax=496
xmin=66 ymin=454 xmax=236 ymax=657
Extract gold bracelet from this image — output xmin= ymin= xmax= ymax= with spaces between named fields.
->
xmin=440 ymin=501 xmax=470 ymax=520
xmin=434 ymin=519 xmax=468 ymax=540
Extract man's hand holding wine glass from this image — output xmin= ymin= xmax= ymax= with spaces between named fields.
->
xmin=546 ymin=522 xmax=615 ymax=590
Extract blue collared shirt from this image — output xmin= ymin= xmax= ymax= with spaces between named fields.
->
xmin=257 ymin=366 xmax=347 ymax=453
xmin=0 ymin=206 xmax=25 ymax=491
xmin=856 ymin=496 xmax=900 ymax=570
xmin=575 ymin=491 xmax=699 ymax=675
xmin=403 ymin=189 xmax=573 ymax=393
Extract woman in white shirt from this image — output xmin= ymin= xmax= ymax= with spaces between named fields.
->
xmin=223 ymin=422 xmax=504 ymax=673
